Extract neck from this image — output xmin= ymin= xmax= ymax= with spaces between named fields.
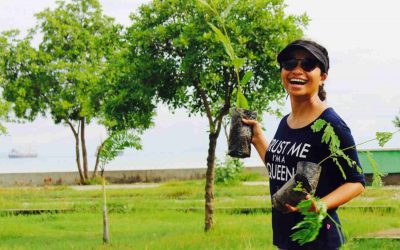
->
xmin=290 ymin=94 xmax=326 ymax=117
xmin=286 ymin=94 xmax=328 ymax=129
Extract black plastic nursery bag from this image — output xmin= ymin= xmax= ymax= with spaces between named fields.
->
xmin=228 ymin=108 xmax=257 ymax=158
xmin=272 ymin=161 xmax=321 ymax=212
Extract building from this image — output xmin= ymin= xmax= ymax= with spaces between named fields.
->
xmin=358 ymin=149 xmax=400 ymax=185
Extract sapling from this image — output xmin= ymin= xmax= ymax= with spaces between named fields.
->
xmin=198 ymin=0 xmax=257 ymax=158
xmin=290 ymin=118 xmax=400 ymax=245
xmin=98 ymin=130 xmax=142 ymax=244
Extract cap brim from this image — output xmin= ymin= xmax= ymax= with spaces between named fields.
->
xmin=277 ymin=42 xmax=328 ymax=73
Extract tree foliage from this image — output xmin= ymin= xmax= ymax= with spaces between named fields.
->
xmin=0 ymin=98 xmax=11 ymax=135
xmin=128 ymin=0 xmax=307 ymax=119
xmin=0 ymin=0 xmax=155 ymax=182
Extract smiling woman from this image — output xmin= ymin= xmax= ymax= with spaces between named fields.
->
xmin=243 ymin=39 xmax=365 ymax=250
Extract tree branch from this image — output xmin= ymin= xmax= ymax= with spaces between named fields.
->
xmin=65 ymin=119 xmax=78 ymax=136
xmin=93 ymin=139 xmax=107 ymax=178
xmin=214 ymin=67 xmax=232 ymax=128
xmin=194 ymin=79 xmax=214 ymax=129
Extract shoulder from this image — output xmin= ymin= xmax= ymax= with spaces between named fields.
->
xmin=320 ymin=108 xmax=356 ymax=145
xmin=320 ymin=108 xmax=350 ymax=131
xmin=277 ymin=113 xmax=290 ymax=128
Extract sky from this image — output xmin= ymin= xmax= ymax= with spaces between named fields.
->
xmin=0 ymin=0 xmax=399 ymax=172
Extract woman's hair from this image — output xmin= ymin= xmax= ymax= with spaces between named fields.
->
xmin=318 ymin=83 xmax=327 ymax=101
xmin=311 ymin=40 xmax=329 ymax=101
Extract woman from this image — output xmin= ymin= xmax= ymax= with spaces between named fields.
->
xmin=243 ymin=39 xmax=365 ymax=250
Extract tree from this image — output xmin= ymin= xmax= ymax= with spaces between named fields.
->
xmin=127 ymin=0 xmax=307 ymax=231
xmin=97 ymin=129 xmax=142 ymax=244
xmin=0 ymin=0 xmax=155 ymax=183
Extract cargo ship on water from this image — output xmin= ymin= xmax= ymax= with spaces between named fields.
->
xmin=8 ymin=148 xmax=38 ymax=159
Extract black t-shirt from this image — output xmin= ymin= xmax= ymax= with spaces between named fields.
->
xmin=265 ymin=108 xmax=365 ymax=250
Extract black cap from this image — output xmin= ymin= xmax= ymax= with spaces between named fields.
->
xmin=277 ymin=40 xmax=329 ymax=73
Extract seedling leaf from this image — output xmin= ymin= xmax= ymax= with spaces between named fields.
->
xmin=291 ymin=198 xmax=327 ymax=245
xmin=332 ymin=157 xmax=347 ymax=180
xmin=376 ymin=132 xmax=393 ymax=147
xmin=240 ymin=71 xmax=253 ymax=87
xmin=293 ymin=198 xmax=335 ymax=245
xmin=197 ymin=0 xmax=218 ymax=15
xmin=367 ymin=151 xmax=385 ymax=187
xmin=293 ymin=181 xmax=304 ymax=192
xmin=232 ymin=57 xmax=245 ymax=70
xmin=221 ymin=0 xmax=238 ymax=18
xmin=311 ymin=119 xmax=327 ymax=132
xmin=236 ymin=88 xmax=249 ymax=109
xmin=207 ymin=22 xmax=235 ymax=60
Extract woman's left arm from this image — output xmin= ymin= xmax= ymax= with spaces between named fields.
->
xmin=285 ymin=182 xmax=364 ymax=213
xmin=320 ymin=182 xmax=365 ymax=210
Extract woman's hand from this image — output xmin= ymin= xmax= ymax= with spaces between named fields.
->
xmin=241 ymin=118 xmax=269 ymax=163
xmin=241 ymin=118 xmax=264 ymax=144
xmin=284 ymin=195 xmax=320 ymax=213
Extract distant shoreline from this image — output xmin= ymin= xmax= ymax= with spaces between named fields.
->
xmin=0 ymin=166 xmax=267 ymax=187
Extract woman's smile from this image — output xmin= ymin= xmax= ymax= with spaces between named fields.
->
xmin=288 ymin=77 xmax=307 ymax=85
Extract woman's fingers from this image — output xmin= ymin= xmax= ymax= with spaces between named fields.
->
xmin=242 ymin=118 xmax=257 ymax=125
xmin=284 ymin=203 xmax=299 ymax=213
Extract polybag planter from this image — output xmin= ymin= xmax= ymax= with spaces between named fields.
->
xmin=272 ymin=161 xmax=321 ymax=212
xmin=228 ymin=108 xmax=257 ymax=158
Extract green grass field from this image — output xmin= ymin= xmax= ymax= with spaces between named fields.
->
xmin=0 ymin=180 xmax=399 ymax=249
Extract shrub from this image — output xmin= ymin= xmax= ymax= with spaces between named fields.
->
xmin=215 ymin=156 xmax=244 ymax=185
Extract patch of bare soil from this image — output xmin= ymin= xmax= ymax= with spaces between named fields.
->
xmin=366 ymin=228 xmax=400 ymax=239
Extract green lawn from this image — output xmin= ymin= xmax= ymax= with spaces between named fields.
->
xmin=0 ymin=181 xmax=399 ymax=249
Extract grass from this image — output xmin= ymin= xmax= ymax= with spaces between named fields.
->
xmin=0 ymin=180 xmax=399 ymax=249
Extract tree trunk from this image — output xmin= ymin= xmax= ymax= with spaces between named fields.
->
xmin=66 ymin=120 xmax=85 ymax=184
xmin=102 ymin=174 xmax=109 ymax=244
xmin=204 ymin=132 xmax=218 ymax=232
xmin=80 ymin=117 xmax=89 ymax=179
xmin=93 ymin=141 xmax=105 ymax=178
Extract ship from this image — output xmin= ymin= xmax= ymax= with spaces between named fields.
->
xmin=8 ymin=148 xmax=38 ymax=158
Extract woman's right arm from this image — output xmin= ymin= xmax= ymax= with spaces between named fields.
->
xmin=242 ymin=119 xmax=269 ymax=163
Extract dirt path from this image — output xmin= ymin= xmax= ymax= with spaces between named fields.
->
xmin=365 ymin=228 xmax=400 ymax=239
xmin=70 ymin=183 xmax=160 ymax=191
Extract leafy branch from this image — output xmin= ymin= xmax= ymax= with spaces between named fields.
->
xmin=290 ymin=197 xmax=327 ymax=245
xmin=198 ymin=0 xmax=251 ymax=109
xmin=311 ymin=119 xmax=399 ymax=179
xmin=367 ymin=151 xmax=385 ymax=187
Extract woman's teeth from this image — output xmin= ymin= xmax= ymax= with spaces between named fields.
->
xmin=289 ymin=78 xmax=307 ymax=85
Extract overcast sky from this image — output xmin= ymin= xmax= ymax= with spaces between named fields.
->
xmin=0 ymin=0 xmax=399 ymax=172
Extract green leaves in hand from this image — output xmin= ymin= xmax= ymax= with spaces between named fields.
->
xmin=291 ymin=198 xmax=327 ymax=246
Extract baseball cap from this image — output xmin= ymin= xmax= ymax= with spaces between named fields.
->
xmin=277 ymin=40 xmax=329 ymax=73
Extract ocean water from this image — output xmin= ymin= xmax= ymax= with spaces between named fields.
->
xmin=0 ymin=153 xmax=205 ymax=174
xmin=0 ymin=149 xmax=263 ymax=174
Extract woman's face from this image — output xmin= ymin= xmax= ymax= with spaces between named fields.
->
xmin=281 ymin=49 xmax=327 ymax=101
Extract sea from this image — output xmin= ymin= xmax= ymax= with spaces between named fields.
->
xmin=0 ymin=151 xmax=206 ymax=174
xmin=0 ymin=148 xmax=264 ymax=174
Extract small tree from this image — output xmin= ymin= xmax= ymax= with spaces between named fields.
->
xmin=97 ymin=129 xmax=142 ymax=244
xmin=128 ymin=0 xmax=307 ymax=231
